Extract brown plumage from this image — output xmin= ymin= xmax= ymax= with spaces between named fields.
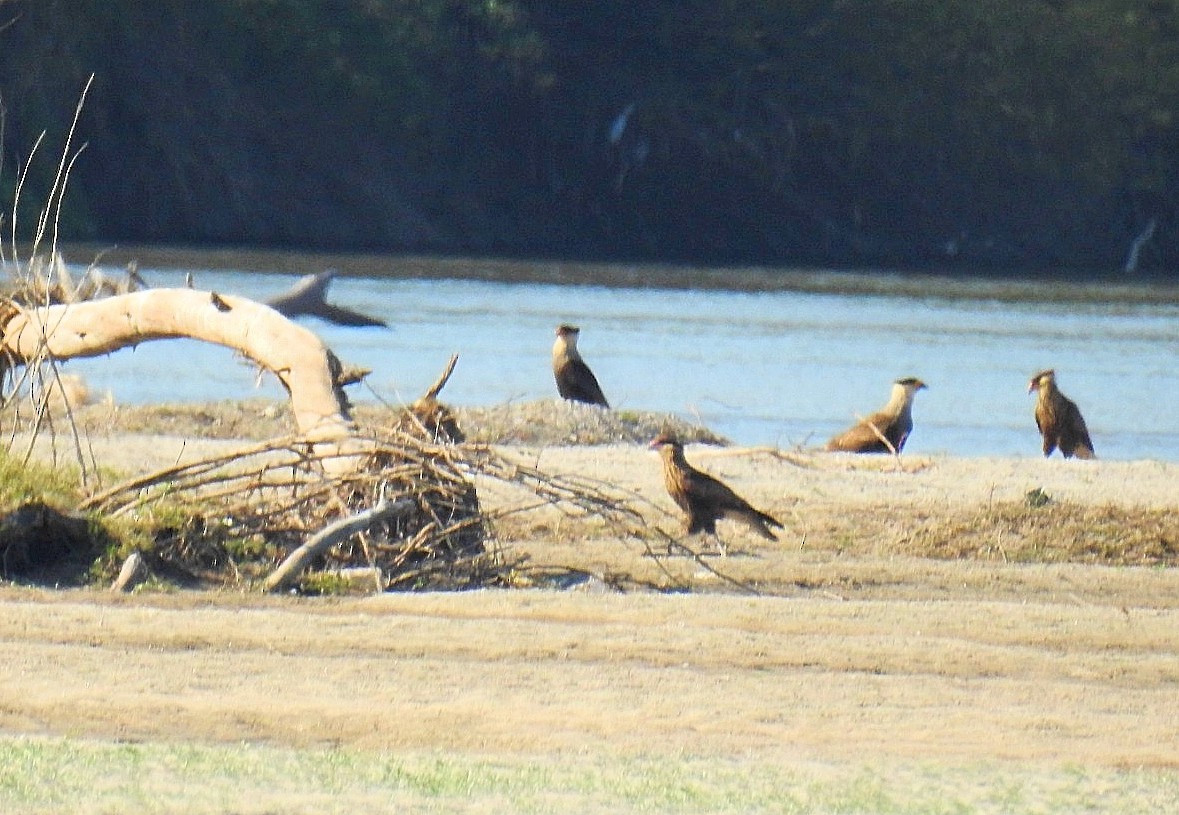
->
xmin=1028 ymin=369 xmax=1094 ymax=459
xmin=649 ymin=433 xmax=783 ymax=541
xmin=552 ymin=324 xmax=609 ymax=408
xmin=826 ymin=377 xmax=927 ymax=454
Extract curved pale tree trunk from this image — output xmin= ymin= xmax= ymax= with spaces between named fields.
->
xmin=0 ymin=288 xmax=356 ymax=442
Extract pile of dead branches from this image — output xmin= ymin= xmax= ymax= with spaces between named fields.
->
xmin=79 ymin=420 xmax=695 ymax=593
xmin=79 ymin=408 xmax=497 ymax=592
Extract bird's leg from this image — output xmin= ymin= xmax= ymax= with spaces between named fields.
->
xmin=712 ymin=534 xmax=728 ymax=558
xmin=666 ymin=534 xmax=693 ymax=557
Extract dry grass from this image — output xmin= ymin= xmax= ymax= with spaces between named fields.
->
xmin=904 ymin=500 xmax=1179 ymax=566
xmin=0 ymin=581 xmax=1177 ymax=814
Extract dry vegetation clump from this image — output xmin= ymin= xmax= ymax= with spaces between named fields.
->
xmin=452 ymin=399 xmax=725 ymax=446
xmin=38 ymin=397 xmax=725 ymax=447
xmin=3 ymin=252 xmax=145 ymax=306
xmin=79 ymin=428 xmax=501 ymax=592
xmin=47 ymin=399 xmax=295 ymax=440
xmin=899 ymin=500 xmax=1179 ymax=566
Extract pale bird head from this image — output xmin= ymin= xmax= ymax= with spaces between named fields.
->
xmin=1028 ymin=369 xmax=1055 ymax=394
xmin=648 ymin=431 xmax=681 ymax=451
xmin=895 ymin=377 xmax=927 ymax=398
xmin=554 ymin=324 xmax=581 ymax=350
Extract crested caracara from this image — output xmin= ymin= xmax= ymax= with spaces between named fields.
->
xmin=650 ymin=432 xmax=783 ymax=541
xmin=826 ymin=377 xmax=927 ymax=454
xmin=552 ymin=324 xmax=610 ymax=408
xmin=1028 ymin=369 xmax=1094 ymax=459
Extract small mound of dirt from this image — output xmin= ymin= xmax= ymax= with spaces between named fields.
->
xmin=0 ymin=501 xmax=100 ymax=583
xmin=53 ymin=398 xmax=726 ymax=447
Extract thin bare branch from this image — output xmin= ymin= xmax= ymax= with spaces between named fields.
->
xmin=32 ymin=73 xmax=93 ymax=260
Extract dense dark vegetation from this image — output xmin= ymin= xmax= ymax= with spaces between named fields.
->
xmin=2 ymin=0 xmax=1178 ymax=276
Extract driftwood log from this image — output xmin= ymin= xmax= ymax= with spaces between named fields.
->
xmin=110 ymin=552 xmax=150 ymax=593
xmin=0 ymin=288 xmax=356 ymax=443
xmin=263 ymin=496 xmax=415 ymax=592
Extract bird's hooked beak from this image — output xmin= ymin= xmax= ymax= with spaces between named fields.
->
xmin=1028 ymin=370 xmax=1053 ymax=394
xmin=648 ymin=434 xmax=674 ymax=450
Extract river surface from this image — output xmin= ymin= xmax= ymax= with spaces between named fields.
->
xmin=56 ymin=254 xmax=1179 ymax=462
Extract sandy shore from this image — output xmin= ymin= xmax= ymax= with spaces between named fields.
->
xmin=24 ymin=427 xmax=1178 ymax=510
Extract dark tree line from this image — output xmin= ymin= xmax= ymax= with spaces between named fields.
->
xmin=2 ymin=0 xmax=1178 ymax=276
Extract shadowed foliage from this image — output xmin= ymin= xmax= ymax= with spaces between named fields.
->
xmin=2 ymin=1 xmax=1179 ymax=273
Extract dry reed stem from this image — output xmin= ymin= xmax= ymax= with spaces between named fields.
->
xmin=2 ymin=77 xmax=105 ymax=491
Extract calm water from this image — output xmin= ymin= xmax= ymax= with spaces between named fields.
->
xmin=59 ymin=260 xmax=1179 ymax=462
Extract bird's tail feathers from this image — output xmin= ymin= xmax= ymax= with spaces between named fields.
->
xmin=756 ymin=511 xmax=784 ymax=540
xmin=724 ymin=508 xmax=783 ymax=540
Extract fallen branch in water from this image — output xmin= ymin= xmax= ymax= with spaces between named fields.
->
xmin=266 ymin=270 xmax=386 ymax=327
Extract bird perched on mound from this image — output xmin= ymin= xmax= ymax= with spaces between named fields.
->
xmin=826 ymin=377 xmax=927 ymax=454
xmin=552 ymin=324 xmax=609 ymax=407
xmin=649 ymin=432 xmax=783 ymax=544
xmin=1028 ymin=369 xmax=1094 ymax=459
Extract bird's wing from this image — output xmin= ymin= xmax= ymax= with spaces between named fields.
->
xmin=677 ymin=461 xmax=782 ymax=539
xmin=694 ymin=469 xmax=782 ymax=537
xmin=719 ymin=502 xmax=782 ymax=527
xmin=1062 ymin=399 xmax=1095 ymax=454
xmin=682 ymin=467 xmax=756 ymax=514
xmin=826 ymin=411 xmax=894 ymax=453
xmin=558 ymin=359 xmax=609 ymax=407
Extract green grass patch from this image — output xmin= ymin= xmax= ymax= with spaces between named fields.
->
xmin=0 ymin=446 xmax=83 ymax=508
xmin=0 ymin=444 xmax=208 ymax=586
xmin=0 ymin=735 xmax=1175 ymax=814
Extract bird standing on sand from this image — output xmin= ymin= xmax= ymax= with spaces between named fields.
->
xmin=1028 ymin=369 xmax=1095 ymax=459
xmin=649 ymin=432 xmax=783 ymax=544
xmin=826 ymin=377 xmax=927 ymax=454
xmin=552 ymin=324 xmax=610 ymax=407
